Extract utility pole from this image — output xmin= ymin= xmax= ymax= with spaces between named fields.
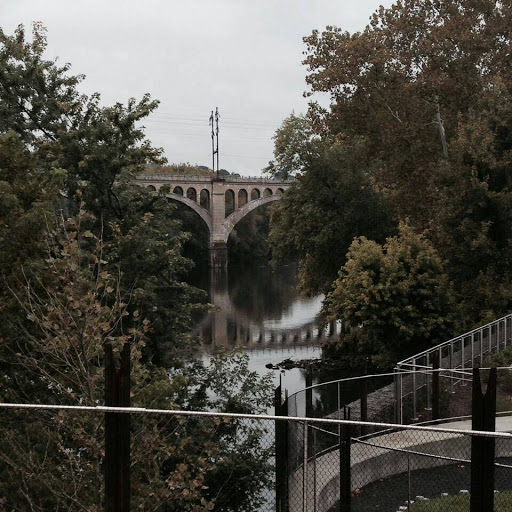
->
xmin=215 ymin=107 xmax=220 ymax=178
xmin=209 ymin=110 xmax=215 ymax=176
xmin=209 ymin=107 xmax=220 ymax=179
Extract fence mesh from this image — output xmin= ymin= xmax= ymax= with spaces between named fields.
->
xmin=285 ymin=422 xmax=512 ymax=512
xmin=2 ymin=405 xmax=512 ymax=511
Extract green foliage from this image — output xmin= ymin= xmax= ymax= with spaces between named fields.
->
xmin=321 ymin=224 xmax=458 ymax=364
xmin=0 ymin=23 xmax=274 ymax=511
xmin=269 ymin=0 xmax=512 ymax=337
xmin=269 ymin=140 xmax=394 ymax=294
xmin=228 ymin=205 xmax=272 ymax=265
xmin=302 ymin=0 xmax=511 ymax=227
xmin=264 ymin=112 xmax=316 ymax=179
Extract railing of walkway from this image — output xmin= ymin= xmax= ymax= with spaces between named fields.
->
xmin=395 ymin=313 xmax=512 ymax=424
xmin=283 ymin=314 xmax=512 ymax=510
xmin=2 ymin=403 xmax=512 ymax=512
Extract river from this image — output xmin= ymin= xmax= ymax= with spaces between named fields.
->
xmin=191 ymin=263 xmax=341 ymax=396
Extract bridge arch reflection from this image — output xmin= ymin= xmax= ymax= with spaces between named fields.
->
xmin=193 ymin=268 xmax=341 ymax=353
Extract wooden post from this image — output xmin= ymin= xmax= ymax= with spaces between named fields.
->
xmin=105 ymin=343 xmax=131 ymax=512
xmin=470 ymin=367 xmax=497 ymax=512
xmin=275 ymin=378 xmax=289 ymax=511
xmin=339 ymin=407 xmax=351 ymax=512
xmin=432 ymin=354 xmax=440 ymax=421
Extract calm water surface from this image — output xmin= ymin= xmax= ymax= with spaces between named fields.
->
xmin=192 ymin=263 xmax=336 ymax=394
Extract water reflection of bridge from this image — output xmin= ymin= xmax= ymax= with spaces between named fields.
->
xmin=193 ymin=269 xmax=340 ymax=352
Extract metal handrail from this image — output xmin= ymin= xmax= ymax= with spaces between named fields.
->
xmin=396 ymin=313 xmax=512 ymax=367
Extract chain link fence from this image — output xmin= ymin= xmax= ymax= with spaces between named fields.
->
xmin=0 ymin=404 xmax=512 ymax=511
xmin=283 ymin=418 xmax=512 ymax=512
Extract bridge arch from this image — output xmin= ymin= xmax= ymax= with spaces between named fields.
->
xmin=220 ymin=195 xmax=281 ymax=244
xmin=186 ymin=187 xmax=197 ymax=202
xmin=136 ymin=175 xmax=292 ymax=267
xmin=238 ymin=189 xmax=248 ymax=207
xmin=166 ymin=192 xmax=212 ymax=233
xmin=200 ymin=189 xmax=210 ymax=211
xmin=225 ymin=189 xmax=235 ymax=217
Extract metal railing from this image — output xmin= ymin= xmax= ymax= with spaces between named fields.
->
xmin=282 ymin=314 xmax=512 ymax=510
xmin=395 ymin=313 xmax=512 ymax=424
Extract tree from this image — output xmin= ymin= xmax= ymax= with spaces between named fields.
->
xmin=270 ymin=0 xmax=512 ymax=325
xmin=264 ymin=112 xmax=316 ymax=180
xmin=321 ymin=223 xmax=459 ymax=365
xmin=269 ymin=139 xmax=394 ymax=294
xmin=0 ymin=24 xmax=274 ymax=510
xmin=0 ymin=23 xmax=206 ymax=361
xmin=302 ymin=0 xmax=511 ymax=228
xmin=0 ymin=213 xmax=274 ymax=511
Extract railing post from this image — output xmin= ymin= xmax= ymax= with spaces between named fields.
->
xmin=461 ymin=337 xmax=465 ymax=384
xmin=426 ymin=352 xmax=431 ymax=409
xmin=306 ymin=367 xmax=313 ymax=418
xmin=394 ymin=367 xmax=403 ymax=424
xmin=470 ymin=367 xmax=497 ymax=512
xmin=471 ymin=332 xmax=475 ymax=368
xmin=480 ymin=329 xmax=484 ymax=364
xmin=313 ymin=428 xmax=317 ymax=512
xmin=449 ymin=343 xmax=454 ymax=394
xmin=432 ymin=353 xmax=440 ymax=421
xmin=275 ymin=378 xmax=288 ymax=512
xmin=303 ymin=421 xmax=308 ymax=512
xmin=412 ymin=358 xmax=417 ymax=421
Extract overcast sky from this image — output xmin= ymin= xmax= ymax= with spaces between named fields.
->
xmin=1 ymin=0 xmax=392 ymax=176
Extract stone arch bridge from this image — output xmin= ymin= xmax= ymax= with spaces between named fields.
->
xmin=136 ymin=175 xmax=292 ymax=267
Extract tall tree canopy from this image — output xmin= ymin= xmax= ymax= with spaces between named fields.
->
xmin=270 ymin=0 xmax=512 ymax=333
xmin=0 ymin=23 xmax=203 ymax=359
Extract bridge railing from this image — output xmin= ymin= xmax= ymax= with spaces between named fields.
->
xmin=135 ymin=174 xmax=293 ymax=184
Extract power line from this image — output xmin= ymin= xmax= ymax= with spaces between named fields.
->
xmin=144 ymin=117 xmax=275 ymax=132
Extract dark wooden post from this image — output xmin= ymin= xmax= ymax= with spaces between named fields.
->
xmin=470 ymin=367 xmax=497 ymax=512
xmin=105 ymin=343 xmax=131 ymax=512
xmin=275 ymin=378 xmax=289 ymax=512
xmin=360 ymin=358 xmax=369 ymax=436
xmin=339 ymin=407 xmax=351 ymax=512
xmin=432 ymin=353 xmax=440 ymax=421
